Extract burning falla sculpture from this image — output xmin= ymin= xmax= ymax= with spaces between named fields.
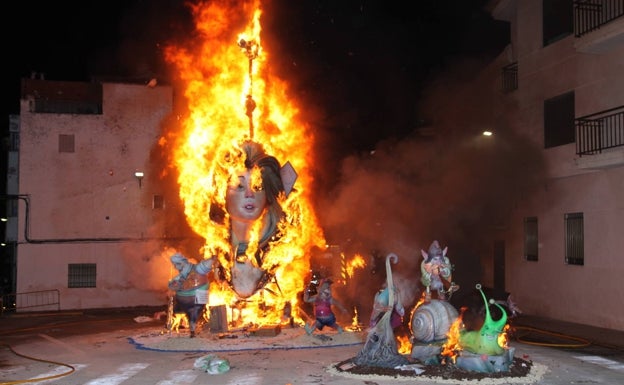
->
xmin=411 ymin=282 xmax=515 ymax=373
xmin=218 ymin=139 xmax=291 ymax=298
xmin=451 ymin=284 xmax=515 ymax=372
xmin=458 ymin=284 xmax=508 ymax=356
xmin=173 ymin=15 xmax=305 ymax=303
xmin=354 ymin=253 xmax=410 ymax=368
xmin=355 ymin=244 xmax=514 ymax=374
xmin=410 ymin=241 xmax=514 ymax=373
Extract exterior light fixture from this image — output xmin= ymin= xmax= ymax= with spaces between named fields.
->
xmin=482 ymin=130 xmax=493 ymax=136
xmin=134 ymin=171 xmax=144 ymax=188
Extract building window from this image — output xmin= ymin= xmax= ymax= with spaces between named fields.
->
xmin=9 ymin=130 xmax=19 ymax=151
xmin=59 ymin=134 xmax=75 ymax=153
xmin=543 ymin=0 xmax=573 ymax=46
xmin=524 ymin=216 xmax=538 ymax=261
xmin=564 ymin=212 xmax=584 ymax=265
xmin=544 ymin=91 xmax=575 ymax=148
xmin=502 ymin=62 xmax=518 ymax=93
xmin=8 ymin=200 xmax=18 ymax=217
xmin=68 ymin=263 xmax=97 ymax=288
xmin=153 ymin=195 xmax=164 ymax=209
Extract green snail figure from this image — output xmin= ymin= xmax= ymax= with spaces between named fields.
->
xmin=459 ymin=284 xmax=508 ymax=356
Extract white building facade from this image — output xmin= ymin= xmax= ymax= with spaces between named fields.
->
xmin=11 ymin=79 xmax=181 ymax=310
xmin=488 ymin=0 xmax=624 ymax=330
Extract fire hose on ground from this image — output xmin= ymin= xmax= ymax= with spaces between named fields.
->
xmin=0 ymin=343 xmax=75 ymax=384
xmin=512 ymin=326 xmax=591 ymax=348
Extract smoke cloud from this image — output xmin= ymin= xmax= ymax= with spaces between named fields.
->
xmin=310 ymin=59 xmax=547 ymax=315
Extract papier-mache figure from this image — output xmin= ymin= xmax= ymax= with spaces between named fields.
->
xmin=420 ymin=240 xmax=459 ymax=302
xmin=303 ymin=278 xmax=348 ymax=335
xmin=168 ymin=253 xmax=214 ymax=338
xmin=225 ymin=140 xmax=286 ymax=298
xmin=369 ymin=282 xmax=405 ymax=330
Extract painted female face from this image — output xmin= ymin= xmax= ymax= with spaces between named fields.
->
xmin=226 ymin=168 xmax=267 ymax=222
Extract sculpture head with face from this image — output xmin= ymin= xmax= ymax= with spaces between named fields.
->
xmin=224 ymin=141 xmax=285 ymax=298
xmin=225 ymin=141 xmax=284 ymax=257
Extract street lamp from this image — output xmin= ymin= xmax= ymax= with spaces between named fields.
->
xmin=134 ymin=171 xmax=144 ymax=188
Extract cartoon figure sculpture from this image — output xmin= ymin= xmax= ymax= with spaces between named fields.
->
xmin=303 ymin=278 xmax=347 ymax=335
xmin=369 ymin=281 xmax=405 ymax=331
xmin=168 ymin=253 xmax=214 ymax=338
xmin=459 ymin=284 xmax=508 ymax=356
xmin=355 ymin=253 xmax=409 ymax=368
xmin=420 ymin=240 xmax=458 ymax=302
xmin=225 ymin=140 xmax=286 ymax=298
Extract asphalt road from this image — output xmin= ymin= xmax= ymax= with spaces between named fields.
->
xmin=1 ymin=308 xmax=623 ymax=384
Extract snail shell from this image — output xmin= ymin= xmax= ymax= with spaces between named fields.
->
xmin=411 ymin=300 xmax=459 ymax=343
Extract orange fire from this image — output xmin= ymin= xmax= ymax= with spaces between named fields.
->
xmin=441 ymin=309 xmax=510 ymax=362
xmin=498 ymin=323 xmax=510 ymax=347
xmin=397 ymin=334 xmax=411 ymax=354
xmin=160 ymin=0 xmax=325 ymax=326
xmin=343 ymin=253 xmax=366 ymax=281
xmin=441 ymin=310 xmax=465 ymax=363
xmin=348 ymin=306 xmax=361 ymax=331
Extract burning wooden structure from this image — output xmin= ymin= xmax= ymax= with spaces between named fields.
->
xmin=161 ymin=0 xmax=326 ymax=330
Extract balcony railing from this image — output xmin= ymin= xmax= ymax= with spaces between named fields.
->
xmin=501 ymin=62 xmax=518 ymax=93
xmin=576 ymin=105 xmax=624 ymax=156
xmin=574 ymin=0 xmax=624 ymax=37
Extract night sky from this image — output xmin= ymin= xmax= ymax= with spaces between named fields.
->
xmin=5 ymin=0 xmax=509 ymax=148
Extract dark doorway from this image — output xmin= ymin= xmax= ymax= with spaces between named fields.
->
xmin=493 ymin=240 xmax=505 ymax=290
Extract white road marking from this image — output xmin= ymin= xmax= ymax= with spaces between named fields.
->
xmin=224 ymin=373 xmax=264 ymax=384
xmin=83 ymin=363 xmax=150 ymax=385
xmin=155 ymin=369 xmax=199 ymax=384
xmin=574 ymin=355 xmax=624 ymax=371
xmin=24 ymin=364 xmax=201 ymax=385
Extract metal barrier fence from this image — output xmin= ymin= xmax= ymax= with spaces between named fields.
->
xmin=0 ymin=289 xmax=60 ymax=315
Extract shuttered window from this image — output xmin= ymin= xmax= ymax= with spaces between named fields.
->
xmin=564 ymin=212 xmax=584 ymax=265
xmin=524 ymin=216 xmax=538 ymax=261
xmin=68 ymin=263 xmax=97 ymax=288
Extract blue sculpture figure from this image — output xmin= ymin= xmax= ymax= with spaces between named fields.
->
xmin=168 ymin=253 xmax=214 ymax=338
xmin=369 ymin=282 xmax=405 ymax=330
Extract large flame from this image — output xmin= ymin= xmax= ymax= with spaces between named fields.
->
xmin=160 ymin=0 xmax=325 ymax=326
xmin=441 ymin=308 xmax=465 ymax=363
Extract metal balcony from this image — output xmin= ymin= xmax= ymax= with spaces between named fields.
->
xmin=574 ymin=0 xmax=624 ymax=37
xmin=574 ymin=0 xmax=624 ymax=53
xmin=576 ymin=105 xmax=624 ymax=156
